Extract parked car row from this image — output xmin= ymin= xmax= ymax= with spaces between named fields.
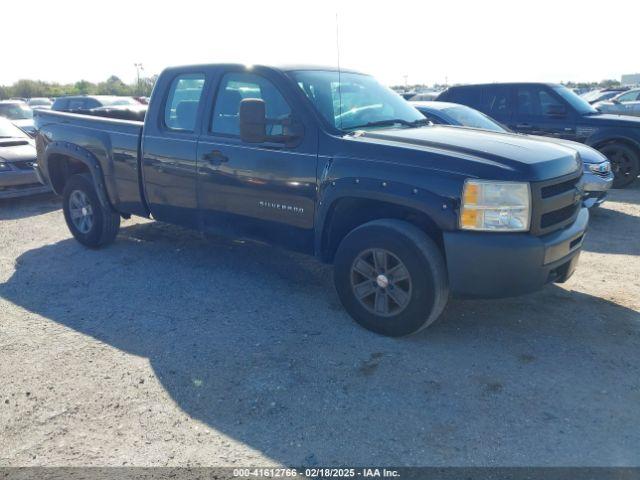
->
xmin=410 ymin=101 xmax=613 ymax=207
xmin=0 ymin=100 xmax=37 ymax=137
xmin=0 ymin=95 xmax=146 ymax=199
xmin=435 ymin=82 xmax=640 ymax=188
xmin=0 ymin=117 xmax=50 ymax=199
xmin=593 ymin=88 xmax=640 ymax=117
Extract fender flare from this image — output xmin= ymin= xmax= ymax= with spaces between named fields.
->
xmin=42 ymin=141 xmax=111 ymax=208
xmin=314 ymin=177 xmax=457 ymax=258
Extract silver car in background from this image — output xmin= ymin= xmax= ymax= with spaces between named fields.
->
xmin=0 ymin=118 xmax=49 ymax=199
xmin=594 ymin=88 xmax=640 ymax=117
xmin=0 ymin=100 xmax=36 ymax=137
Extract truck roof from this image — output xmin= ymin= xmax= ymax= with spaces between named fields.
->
xmin=448 ymin=82 xmax=563 ymax=89
xmin=160 ymin=63 xmax=365 ymax=75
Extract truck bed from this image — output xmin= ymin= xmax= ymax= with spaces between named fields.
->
xmin=35 ymin=109 xmax=147 ymax=216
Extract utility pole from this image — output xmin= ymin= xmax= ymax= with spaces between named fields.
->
xmin=403 ymin=75 xmax=408 ymax=90
xmin=134 ymin=63 xmax=144 ymax=95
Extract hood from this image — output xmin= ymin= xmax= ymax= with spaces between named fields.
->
xmin=582 ymin=113 xmax=640 ymax=127
xmin=11 ymin=118 xmax=35 ymax=128
xmin=351 ymin=125 xmax=581 ymax=181
xmin=0 ymin=139 xmax=37 ymax=163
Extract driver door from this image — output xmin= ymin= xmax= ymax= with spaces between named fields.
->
xmin=196 ymin=71 xmax=318 ymax=253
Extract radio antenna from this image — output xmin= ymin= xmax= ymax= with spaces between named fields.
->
xmin=335 ymin=12 xmax=343 ymax=130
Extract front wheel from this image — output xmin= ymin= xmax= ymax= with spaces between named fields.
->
xmin=600 ymin=143 xmax=639 ymax=188
xmin=62 ymin=173 xmax=120 ymax=248
xmin=334 ymin=219 xmax=449 ymax=337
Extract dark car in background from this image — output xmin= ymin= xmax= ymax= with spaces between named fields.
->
xmin=51 ymin=95 xmax=140 ymax=112
xmin=0 ymin=117 xmax=49 ymax=199
xmin=437 ymin=83 xmax=640 ymax=187
xmin=27 ymin=97 xmax=53 ymax=110
xmin=411 ymin=101 xmax=613 ymax=207
xmin=82 ymin=104 xmax=148 ymax=121
xmin=0 ymin=100 xmax=36 ymax=137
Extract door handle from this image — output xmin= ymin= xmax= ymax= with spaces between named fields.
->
xmin=203 ymin=150 xmax=229 ymax=165
xmin=516 ymin=123 xmax=533 ymax=129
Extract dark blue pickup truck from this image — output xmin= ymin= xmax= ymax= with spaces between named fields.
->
xmin=34 ymin=64 xmax=588 ymax=336
xmin=437 ymin=83 xmax=640 ymax=188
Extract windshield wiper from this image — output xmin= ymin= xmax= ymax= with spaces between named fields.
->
xmin=345 ymin=118 xmax=429 ymax=131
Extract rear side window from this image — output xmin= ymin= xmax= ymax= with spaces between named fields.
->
xmin=445 ymin=87 xmax=482 ymax=109
xmin=52 ymin=98 xmax=68 ymax=111
xmin=482 ymin=86 xmax=512 ymax=117
xmin=68 ymin=99 xmax=86 ymax=110
xmin=164 ymin=73 xmax=206 ymax=131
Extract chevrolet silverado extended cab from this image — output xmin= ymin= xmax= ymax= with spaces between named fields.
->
xmin=35 ymin=64 xmax=589 ymax=337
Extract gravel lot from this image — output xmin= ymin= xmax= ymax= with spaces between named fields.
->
xmin=1 ymin=186 xmax=639 ymax=467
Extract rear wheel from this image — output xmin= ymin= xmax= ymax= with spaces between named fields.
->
xmin=600 ymin=143 xmax=639 ymax=188
xmin=62 ymin=173 xmax=120 ymax=248
xmin=334 ymin=219 xmax=449 ymax=337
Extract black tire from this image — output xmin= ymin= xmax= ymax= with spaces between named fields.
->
xmin=600 ymin=142 xmax=639 ymax=188
xmin=62 ymin=173 xmax=120 ymax=248
xmin=334 ymin=219 xmax=449 ymax=337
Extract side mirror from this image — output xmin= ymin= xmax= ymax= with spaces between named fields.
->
xmin=545 ymin=104 xmax=567 ymax=117
xmin=239 ymin=97 xmax=304 ymax=146
xmin=239 ymin=98 xmax=267 ymax=143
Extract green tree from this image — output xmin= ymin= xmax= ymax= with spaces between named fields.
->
xmin=97 ymin=75 xmax=129 ymax=95
xmin=73 ymin=80 xmax=96 ymax=95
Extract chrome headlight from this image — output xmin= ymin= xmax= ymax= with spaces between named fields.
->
xmin=460 ymin=180 xmax=531 ymax=232
xmin=587 ymin=161 xmax=611 ymax=174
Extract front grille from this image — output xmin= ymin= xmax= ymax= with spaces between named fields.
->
xmin=591 ymin=170 xmax=610 ymax=178
xmin=13 ymin=161 xmax=35 ymax=171
xmin=541 ymin=179 xmax=577 ymax=198
xmin=530 ymin=169 xmax=582 ymax=236
xmin=541 ymin=203 xmax=579 ymax=229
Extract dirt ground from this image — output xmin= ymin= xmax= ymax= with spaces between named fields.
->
xmin=1 ymin=185 xmax=639 ymax=467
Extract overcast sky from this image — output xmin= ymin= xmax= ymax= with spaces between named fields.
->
xmin=2 ymin=0 xmax=638 ymax=86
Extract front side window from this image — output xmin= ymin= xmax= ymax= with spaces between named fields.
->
xmin=211 ymin=73 xmax=291 ymax=137
xmin=293 ymin=70 xmax=424 ymax=131
xmin=164 ymin=73 xmax=205 ymax=131
xmin=516 ymin=87 xmax=563 ymax=116
xmin=616 ymin=91 xmax=640 ymax=102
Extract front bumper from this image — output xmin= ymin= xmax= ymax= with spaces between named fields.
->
xmin=443 ymin=207 xmax=589 ymax=298
xmin=582 ymin=170 xmax=613 ymax=208
xmin=0 ymin=165 xmax=51 ymax=199
xmin=582 ymin=170 xmax=613 ymax=192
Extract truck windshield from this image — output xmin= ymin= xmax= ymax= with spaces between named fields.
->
xmin=292 ymin=70 xmax=425 ymax=131
xmin=553 ymin=86 xmax=598 ymax=115
xmin=440 ymin=105 xmax=507 ymax=133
